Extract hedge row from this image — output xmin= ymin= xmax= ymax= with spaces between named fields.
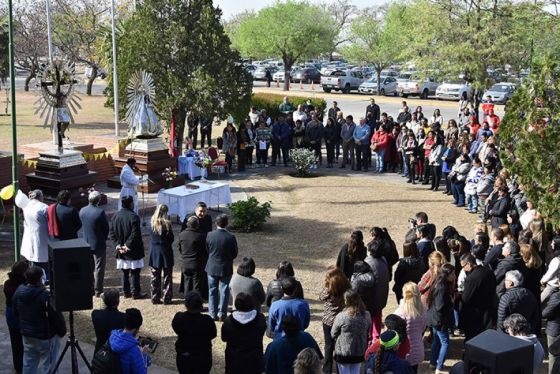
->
xmin=240 ymin=93 xmax=327 ymax=123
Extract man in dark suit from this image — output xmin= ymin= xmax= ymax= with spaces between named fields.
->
xmin=91 ymin=288 xmax=125 ymax=352
xmin=80 ymin=191 xmax=110 ymax=297
xmin=205 ymin=214 xmax=238 ymax=321
xmin=175 ymin=216 xmax=208 ymax=295
xmin=109 ymin=195 xmax=147 ymax=299
xmin=365 ymin=98 xmax=380 ymax=123
xmin=181 ymin=201 xmax=212 ymax=234
xmin=460 ymin=254 xmax=497 ymax=341
xmin=51 ymin=190 xmax=81 ymax=240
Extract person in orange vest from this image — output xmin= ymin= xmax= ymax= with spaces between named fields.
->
xmin=481 ymin=95 xmax=494 ymax=121
xmin=483 ymin=109 xmax=501 ymax=134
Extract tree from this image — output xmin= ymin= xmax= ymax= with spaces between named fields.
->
xmin=499 ymin=57 xmax=560 ymax=229
xmin=13 ymin=0 xmax=49 ymax=91
xmin=232 ymin=0 xmax=337 ymax=91
xmin=343 ymin=5 xmax=407 ymax=94
xmin=325 ymin=0 xmax=357 ymax=60
xmin=102 ymin=0 xmax=252 ymax=151
xmin=52 ymin=0 xmax=110 ymax=95
xmin=222 ymin=9 xmax=254 ymax=45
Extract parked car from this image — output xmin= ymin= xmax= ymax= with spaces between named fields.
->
xmin=396 ymin=73 xmax=439 ymax=99
xmin=436 ymin=79 xmax=474 ymax=101
xmin=292 ymin=67 xmax=321 ymax=84
xmin=358 ymin=76 xmax=398 ymax=96
xmin=380 ymin=69 xmax=399 ymax=77
xmin=253 ymin=66 xmax=277 ymax=81
xmin=321 ymin=69 xmax=365 ymax=93
xmin=483 ymin=82 xmax=516 ymax=104
xmin=244 ymin=65 xmax=257 ymax=77
xmin=272 ymin=69 xmax=294 ymax=82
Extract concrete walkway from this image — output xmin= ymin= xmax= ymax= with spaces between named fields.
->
xmin=0 ymin=317 xmax=174 ymax=374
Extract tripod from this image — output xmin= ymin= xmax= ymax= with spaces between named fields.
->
xmin=52 ymin=311 xmax=92 ymax=374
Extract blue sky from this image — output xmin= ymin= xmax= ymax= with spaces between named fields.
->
xmin=214 ymin=0 xmax=388 ymax=19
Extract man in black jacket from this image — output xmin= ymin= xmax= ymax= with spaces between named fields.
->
xmin=80 ymin=191 xmax=110 ymax=297
xmin=12 ymin=266 xmax=66 ymax=374
xmin=181 ymin=201 xmax=212 ymax=234
xmin=460 ymin=254 xmax=497 ymax=341
xmin=495 ymin=241 xmax=526 ymax=297
xmin=176 ymin=216 xmax=208 ymax=296
xmin=396 ymin=105 xmax=412 ymax=125
xmin=327 ymin=101 xmax=341 ymax=121
xmin=206 ymin=214 xmax=238 ymax=321
xmin=497 ymin=270 xmax=538 ymax=334
xmin=53 ymin=189 xmax=81 ymax=240
xmin=199 ymin=116 xmax=213 ymax=149
xmin=483 ymin=228 xmax=505 ymax=270
xmin=109 ymin=196 xmax=147 ymax=299
xmin=490 ymin=186 xmax=511 ymax=229
xmin=91 ymin=288 xmax=125 ymax=352
xmin=365 ymin=98 xmax=380 ymax=123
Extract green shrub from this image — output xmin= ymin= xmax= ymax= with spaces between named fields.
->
xmin=228 ymin=196 xmax=272 ymax=232
xmin=290 ymin=148 xmax=316 ymax=177
xmin=233 ymin=93 xmax=327 ymax=123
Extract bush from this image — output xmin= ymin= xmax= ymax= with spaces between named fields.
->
xmin=233 ymin=93 xmax=327 ymax=123
xmin=290 ymin=148 xmax=316 ymax=177
xmin=228 ymin=197 xmax=272 ymax=232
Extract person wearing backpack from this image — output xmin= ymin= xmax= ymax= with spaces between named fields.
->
xmin=107 ymin=308 xmax=151 ymax=374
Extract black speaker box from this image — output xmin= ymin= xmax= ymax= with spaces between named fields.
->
xmin=464 ymin=329 xmax=534 ymax=374
xmin=49 ymin=238 xmax=93 ymax=312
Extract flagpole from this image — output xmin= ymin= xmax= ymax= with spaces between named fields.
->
xmin=8 ymin=0 xmax=21 ymax=259
xmin=111 ymin=0 xmax=120 ymax=138
xmin=46 ymin=0 xmax=53 ymax=62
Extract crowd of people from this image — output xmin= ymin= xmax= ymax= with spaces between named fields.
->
xmin=4 ymin=94 xmax=560 ymax=374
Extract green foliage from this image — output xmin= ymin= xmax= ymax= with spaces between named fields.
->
xmin=290 ymin=148 xmax=316 ymax=177
xmin=102 ymin=0 xmax=252 ymax=148
xmin=243 ymin=93 xmax=326 ymax=124
xmin=342 ymin=4 xmax=408 ymax=94
xmin=231 ymin=0 xmax=337 ymax=90
xmin=228 ymin=197 xmax=272 ymax=232
xmin=499 ymin=58 xmax=560 ymax=228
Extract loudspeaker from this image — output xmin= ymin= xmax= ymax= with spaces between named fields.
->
xmin=464 ymin=329 xmax=534 ymax=374
xmin=49 ymin=238 xmax=93 ymax=312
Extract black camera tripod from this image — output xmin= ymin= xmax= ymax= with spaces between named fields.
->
xmin=52 ymin=311 xmax=92 ymax=373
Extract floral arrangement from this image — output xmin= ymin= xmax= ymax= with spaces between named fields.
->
xmin=162 ymin=167 xmax=178 ymax=188
xmin=194 ymin=150 xmax=213 ymax=168
xmin=290 ymin=148 xmax=316 ymax=177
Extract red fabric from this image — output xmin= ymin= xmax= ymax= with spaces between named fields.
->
xmin=371 ymin=131 xmax=389 ymax=151
xmin=484 ymin=114 xmax=501 ymax=133
xmin=364 ymin=336 xmax=410 ymax=361
xmin=423 ymin=137 xmax=435 ymax=157
xmin=47 ymin=204 xmax=59 ymax=237
xmin=370 ymin=311 xmax=383 ymax=342
xmin=468 ymin=123 xmax=480 ymax=138
xmin=169 ymin=112 xmax=178 ymax=157
xmin=481 ymin=102 xmax=494 ymax=115
xmin=208 ymin=147 xmax=218 ymax=160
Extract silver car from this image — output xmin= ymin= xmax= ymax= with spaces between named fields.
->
xmin=358 ymin=76 xmax=398 ymax=96
xmin=483 ymin=83 xmax=516 ymax=104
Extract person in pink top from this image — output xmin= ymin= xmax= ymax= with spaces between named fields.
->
xmin=394 ymin=282 xmax=428 ymax=373
xmin=371 ymin=125 xmax=390 ymax=173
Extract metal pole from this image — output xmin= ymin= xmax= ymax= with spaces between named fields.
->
xmin=111 ymin=0 xmax=120 ymax=138
xmin=46 ymin=0 xmax=53 ymax=62
xmin=8 ymin=0 xmax=21 ymax=259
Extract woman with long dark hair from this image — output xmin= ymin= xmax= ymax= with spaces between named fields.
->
xmin=428 ymin=135 xmax=443 ymax=191
xmin=393 ymin=241 xmax=424 ymax=303
xmin=324 ymin=118 xmax=337 ymax=168
xmin=336 ymin=230 xmax=367 ymax=279
xmin=320 ymin=267 xmax=351 ymax=374
xmin=404 ymin=131 xmax=418 ymax=184
xmin=4 ymin=260 xmax=29 ymax=373
xmin=427 ymin=263 xmax=456 ymax=374
xmin=331 ymin=289 xmax=371 ymax=374
xmin=237 ymin=121 xmax=249 ymax=172
xmin=223 ymin=122 xmax=237 ymax=173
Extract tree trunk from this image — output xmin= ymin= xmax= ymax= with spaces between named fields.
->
xmin=86 ymin=66 xmax=97 ymax=96
xmin=174 ymin=107 xmax=187 ymax=155
xmin=376 ymin=69 xmax=382 ymax=95
xmin=283 ymin=60 xmax=292 ymax=91
xmin=24 ymin=72 xmax=35 ymax=92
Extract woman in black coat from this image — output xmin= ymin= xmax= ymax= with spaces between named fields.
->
xmin=336 ymin=230 xmax=367 ymax=279
xmin=490 ymin=186 xmax=511 ymax=229
xmin=265 ymin=261 xmax=304 ymax=307
xmin=222 ymin=293 xmax=267 ymax=374
xmin=324 ymin=118 xmax=338 ymax=168
xmin=149 ymin=204 xmax=174 ymax=304
xmin=173 ymin=291 xmax=217 ymax=374
xmin=393 ymin=241 xmax=425 ymax=303
xmin=175 ymin=216 xmax=208 ymax=297
xmin=428 ymin=263 xmax=455 ymax=372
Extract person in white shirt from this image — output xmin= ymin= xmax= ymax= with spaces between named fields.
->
xmin=16 ymin=189 xmax=49 ymax=278
xmin=248 ymin=106 xmax=260 ymax=126
xmin=428 ymin=109 xmax=444 ymax=128
xmin=293 ymin=104 xmax=307 ymax=124
xmin=119 ymin=158 xmax=140 ymax=213
xmin=520 ymin=200 xmax=538 ymax=230
xmin=541 ymin=236 xmax=560 ymax=303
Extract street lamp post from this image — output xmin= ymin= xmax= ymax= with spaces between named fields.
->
xmin=8 ymin=0 xmax=21 ymax=259
xmin=46 ymin=0 xmax=53 ymax=62
xmin=111 ymin=0 xmax=119 ymax=138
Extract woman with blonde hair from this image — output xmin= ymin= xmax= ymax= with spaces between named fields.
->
xmin=530 ymin=220 xmax=550 ymax=263
xmin=293 ymin=347 xmax=322 ymax=374
xmin=394 ymin=282 xmax=427 ymax=373
xmin=520 ymin=242 xmax=544 ymax=302
xmin=149 ymin=204 xmax=174 ymax=304
xmin=319 ymin=266 xmax=351 ymax=374
xmin=418 ymin=251 xmax=447 ymax=307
